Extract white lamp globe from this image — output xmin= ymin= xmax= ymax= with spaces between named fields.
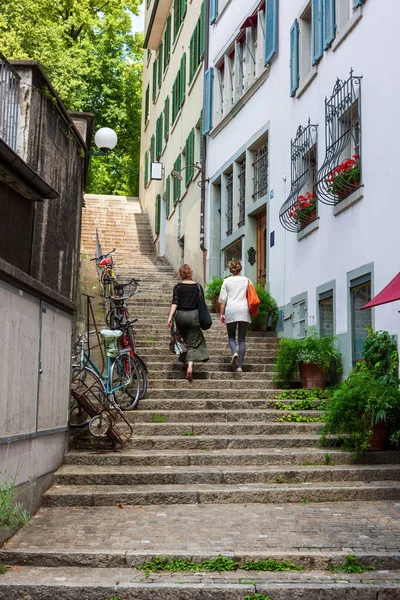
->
xmin=94 ymin=127 xmax=118 ymax=151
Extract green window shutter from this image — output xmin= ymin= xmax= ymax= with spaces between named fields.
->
xmin=155 ymin=195 xmax=161 ymax=235
xmin=185 ymin=134 xmax=190 ymax=188
xmin=164 ymin=15 xmax=171 ymax=70
xmin=166 ymin=175 xmax=171 ymax=217
xmin=312 ymin=0 xmax=323 ymax=64
xmin=210 ymin=0 xmax=218 ymax=24
xmin=181 ymin=0 xmax=187 ymax=20
xmin=190 ymin=128 xmax=195 ymax=182
xmin=144 ymin=151 xmax=149 ymax=187
xmin=180 ymin=53 xmax=186 ymax=107
xmin=158 ymin=42 xmax=163 ymax=88
xmin=203 ymin=67 xmax=214 ymax=134
xmin=150 ymin=135 xmax=155 ymax=164
xmin=152 ymin=60 xmax=157 ymax=102
xmin=164 ymin=96 xmax=170 ymax=141
xmin=290 ymin=20 xmax=299 ymax=97
xmin=172 ymin=75 xmax=180 ymax=123
xmin=189 ymin=31 xmax=195 ymax=83
xmin=200 ymin=2 xmax=205 ymax=57
xmin=323 ymin=0 xmax=336 ymax=49
xmin=173 ymin=0 xmax=180 ymax=40
xmin=156 ymin=115 xmax=163 ymax=160
xmin=265 ymin=0 xmax=278 ymax=65
xmin=199 ymin=110 xmax=203 ymax=161
xmin=145 ymin=84 xmax=150 ymax=123
xmin=173 ymin=155 xmax=181 ymax=204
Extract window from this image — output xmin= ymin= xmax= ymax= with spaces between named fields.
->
xmin=157 ymin=42 xmax=163 ymax=89
xmin=238 ymin=157 xmax=246 ymax=227
xmin=189 ymin=2 xmax=205 ymax=84
xmin=144 ymin=151 xmax=149 ymax=188
xmin=319 ymin=290 xmax=334 ymax=337
xmin=293 ymin=300 xmax=306 ymax=339
xmin=252 ymin=141 xmax=268 ymax=201
xmin=172 ymin=55 xmax=186 ymax=124
xmin=216 ymin=61 xmax=225 ymax=120
xmin=152 ymin=60 xmax=157 ymax=102
xmin=236 ymin=37 xmax=245 ymax=97
xmin=164 ymin=96 xmax=170 ymax=142
xmin=185 ymin=129 xmax=195 ymax=187
xmin=337 ymin=0 xmax=364 ymax=33
xmin=299 ymin=3 xmax=312 ymax=83
xmin=144 ymin=84 xmax=150 ymax=124
xmin=227 ymin=50 xmax=235 ymax=106
xmin=225 ymin=170 xmax=233 ymax=236
xmin=224 ymin=239 xmax=242 ymax=270
xmin=174 ymin=0 xmax=187 ymax=41
xmin=316 ymin=71 xmax=362 ymax=206
xmin=164 ymin=15 xmax=172 ymax=71
xmin=173 ymin=154 xmax=181 ymax=204
xmin=350 ymin=275 xmax=371 ymax=363
xmin=280 ymin=121 xmax=318 ymax=233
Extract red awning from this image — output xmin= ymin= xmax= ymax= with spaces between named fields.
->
xmin=361 ymin=272 xmax=400 ymax=310
xmin=240 ymin=14 xmax=258 ymax=30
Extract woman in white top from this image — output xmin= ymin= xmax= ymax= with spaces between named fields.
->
xmin=218 ymin=260 xmax=251 ymax=373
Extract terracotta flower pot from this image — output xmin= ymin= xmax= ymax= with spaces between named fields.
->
xmin=212 ymin=297 xmax=221 ymax=314
xmin=298 ymin=362 xmax=327 ymax=389
xmin=368 ymin=421 xmax=390 ymax=451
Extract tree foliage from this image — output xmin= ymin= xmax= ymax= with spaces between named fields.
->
xmin=0 ymin=0 xmax=143 ymax=195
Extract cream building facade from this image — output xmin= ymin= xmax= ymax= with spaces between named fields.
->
xmin=140 ymin=0 xmax=206 ymax=282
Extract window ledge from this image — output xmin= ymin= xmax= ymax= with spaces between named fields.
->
xmin=332 ymin=7 xmax=363 ymax=53
xmin=333 ymin=186 xmax=364 ymax=216
xmin=170 ymin=108 xmax=183 ymax=135
xmin=188 ymin=61 xmax=204 ymax=96
xmin=210 ymin=68 xmax=270 ymax=138
xmin=163 ymin=63 xmax=170 ymax=82
xmin=172 ymin=23 xmax=184 ymax=52
xmin=296 ymin=67 xmax=318 ymax=99
xmin=297 ymin=218 xmax=320 ymax=241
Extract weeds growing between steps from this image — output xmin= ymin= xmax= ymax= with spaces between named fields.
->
xmin=138 ymin=555 xmax=306 ymax=574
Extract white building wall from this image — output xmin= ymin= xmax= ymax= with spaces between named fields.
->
xmin=205 ymin=0 xmax=400 ymax=373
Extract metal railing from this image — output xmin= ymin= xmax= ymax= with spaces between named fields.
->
xmin=0 ymin=53 xmax=20 ymax=151
xmin=226 ymin=172 xmax=233 ymax=236
xmin=252 ymin=143 xmax=268 ymax=201
xmin=238 ymin=158 xmax=246 ymax=227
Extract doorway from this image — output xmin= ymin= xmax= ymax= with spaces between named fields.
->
xmin=256 ymin=210 xmax=267 ymax=286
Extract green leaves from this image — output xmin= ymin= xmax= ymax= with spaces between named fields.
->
xmin=0 ymin=480 xmax=30 ymax=531
xmin=0 ymin=0 xmax=143 ymax=196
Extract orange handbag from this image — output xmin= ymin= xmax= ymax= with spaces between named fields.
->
xmin=247 ymin=281 xmax=260 ymax=318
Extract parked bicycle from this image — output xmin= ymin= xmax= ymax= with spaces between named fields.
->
xmin=91 ymin=248 xmax=117 ymax=312
xmin=106 ymin=277 xmax=140 ymax=328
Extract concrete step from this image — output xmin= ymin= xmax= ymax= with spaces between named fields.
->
xmin=65 ymin=448 xmax=400 ymax=467
xmin=147 ymin=368 xmax=276 ymax=379
xmin=54 ymin=464 xmax=400 ymax=487
xmin=132 ymin=398 xmax=323 ymax=410
xmin=1 ymin=566 xmax=399 ymax=599
xmin=69 ymin=434 xmax=338 ymax=451
xmin=105 ymin=422 xmax=325 ymax=435
xmin=41 ymin=480 xmax=400 ymax=507
xmin=123 ymin=409 xmax=324 ymax=422
xmin=144 ymin=379 xmax=278 ymax=389
xmin=143 ymin=388 xmax=286 ymax=399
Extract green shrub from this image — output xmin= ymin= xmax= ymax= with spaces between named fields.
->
xmin=205 ymin=276 xmax=224 ymax=301
xmin=320 ymin=371 xmax=400 ymax=451
xmin=274 ymin=335 xmax=341 ymax=388
xmin=0 ymin=480 xmax=30 ymax=531
xmin=360 ymin=327 xmax=399 ymax=387
xmin=250 ymin=286 xmax=278 ymax=331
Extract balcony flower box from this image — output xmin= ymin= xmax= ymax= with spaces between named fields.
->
xmin=288 ymin=192 xmax=317 ymax=230
xmin=326 ymin=155 xmax=360 ymax=200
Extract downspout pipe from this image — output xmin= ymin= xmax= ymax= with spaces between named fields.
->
xmin=200 ymin=0 xmax=211 ymax=284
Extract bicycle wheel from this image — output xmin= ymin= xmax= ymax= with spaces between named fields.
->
xmin=126 ymin=327 xmax=148 ymax=400
xmin=89 ymin=412 xmax=112 ymax=437
xmin=106 ymin=306 xmax=129 ymax=329
xmin=110 ymin=353 xmax=140 ymax=410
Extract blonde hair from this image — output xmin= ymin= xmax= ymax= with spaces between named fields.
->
xmin=178 ymin=264 xmax=193 ymax=280
xmin=229 ymin=260 xmax=242 ymax=275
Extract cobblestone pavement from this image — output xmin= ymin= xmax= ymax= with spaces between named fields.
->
xmin=3 ymin=501 xmax=400 ymax=556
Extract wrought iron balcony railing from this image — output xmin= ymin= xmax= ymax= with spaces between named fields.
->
xmin=238 ymin=158 xmax=246 ymax=228
xmin=226 ymin=171 xmax=233 ymax=237
xmin=252 ymin=143 xmax=268 ymax=201
xmin=0 ymin=53 xmax=20 ymax=152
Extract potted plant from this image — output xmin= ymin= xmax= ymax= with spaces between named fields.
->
xmin=288 ymin=192 xmax=317 ymax=230
xmin=326 ymin=155 xmax=360 ymax=200
xmin=205 ymin=276 xmax=224 ymax=313
xmin=320 ymin=370 xmax=400 ymax=452
xmin=274 ymin=335 xmax=342 ymax=389
xmin=250 ymin=286 xmax=278 ymax=331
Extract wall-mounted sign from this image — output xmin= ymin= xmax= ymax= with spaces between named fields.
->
xmin=151 ymin=162 xmax=163 ymax=180
xmin=270 ymin=231 xmax=275 ymax=247
xmin=247 ymin=247 xmax=256 ymax=265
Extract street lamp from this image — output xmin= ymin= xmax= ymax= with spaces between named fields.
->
xmin=171 ymin=163 xmax=209 ymax=188
xmin=91 ymin=127 xmax=118 ymax=156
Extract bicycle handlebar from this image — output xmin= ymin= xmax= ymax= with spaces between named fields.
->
xmin=90 ymin=248 xmax=116 ymax=262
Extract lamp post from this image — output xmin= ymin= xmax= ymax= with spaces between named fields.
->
xmin=90 ymin=127 xmax=118 ymax=156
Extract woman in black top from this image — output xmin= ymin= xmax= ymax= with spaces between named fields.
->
xmin=168 ymin=264 xmax=209 ymax=381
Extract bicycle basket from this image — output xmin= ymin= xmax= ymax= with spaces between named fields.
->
xmin=100 ymin=329 xmax=122 ymax=357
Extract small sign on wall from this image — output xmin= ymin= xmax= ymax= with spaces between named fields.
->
xmin=270 ymin=231 xmax=275 ymax=247
xmin=151 ymin=162 xmax=163 ymax=180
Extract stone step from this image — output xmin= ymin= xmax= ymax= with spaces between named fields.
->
xmin=138 ymin=350 xmax=278 ymax=360
xmin=146 ymin=367 xmax=276 ymax=378
xmin=54 ymin=464 xmax=400 ymax=487
xmin=41 ymin=480 xmax=400 ymax=507
xmin=144 ymin=379 xmax=278 ymax=389
xmin=124 ymin=409 xmax=324 ymax=422
xmin=133 ymin=398 xmax=323 ymax=410
xmin=137 ymin=341 xmax=279 ymax=350
xmin=65 ymin=448 xmax=400 ymax=467
xmin=108 ymin=422 xmax=325 ymax=435
xmin=144 ymin=361 xmax=277 ymax=373
xmin=70 ymin=434 xmax=337 ymax=451
xmin=144 ymin=388 xmax=286 ymax=399
xmin=1 ymin=566 xmax=399 ymax=599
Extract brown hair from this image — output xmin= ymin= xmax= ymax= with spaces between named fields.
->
xmin=229 ymin=260 xmax=242 ymax=275
xmin=178 ymin=264 xmax=193 ymax=280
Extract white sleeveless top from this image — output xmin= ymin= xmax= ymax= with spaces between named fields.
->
xmin=218 ymin=276 xmax=251 ymax=324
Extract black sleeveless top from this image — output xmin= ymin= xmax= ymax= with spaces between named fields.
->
xmin=172 ymin=282 xmax=203 ymax=311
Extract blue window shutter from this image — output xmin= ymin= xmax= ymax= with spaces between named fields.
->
xmin=203 ymin=67 xmax=214 ymax=134
xmin=265 ymin=0 xmax=278 ymax=65
xmin=210 ymin=0 xmax=218 ymax=25
xmin=312 ymin=0 xmax=323 ymax=64
xmin=323 ymin=0 xmax=336 ymax=49
xmin=290 ymin=20 xmax=299 ymax=97
xmin=354 ymin=0 xmax=364 ymax=6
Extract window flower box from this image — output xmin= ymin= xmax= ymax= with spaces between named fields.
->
xmin=326 ymin=155 xmax=360 ymax=201
xmin=288 ymin=192 xmax=317 ymax=230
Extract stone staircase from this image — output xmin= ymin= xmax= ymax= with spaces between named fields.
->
xmin=1 ymin=195 xmax=399 ymax=598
